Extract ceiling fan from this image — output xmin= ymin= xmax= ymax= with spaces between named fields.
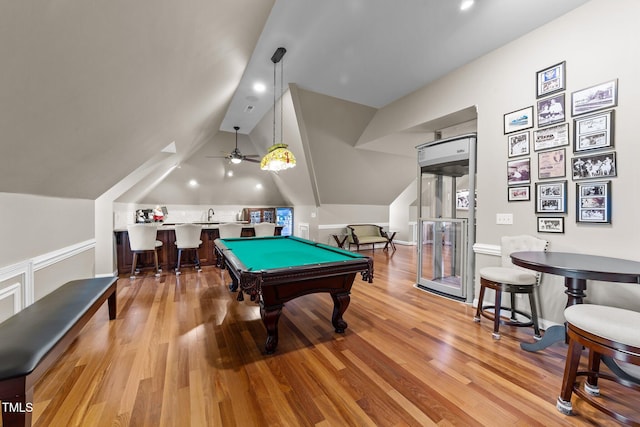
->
xmin=208 ymin=126 xmax=260 ymax=164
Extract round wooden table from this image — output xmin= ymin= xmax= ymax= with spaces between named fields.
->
xmin=510 ymin=251 xmax=640 ymax=383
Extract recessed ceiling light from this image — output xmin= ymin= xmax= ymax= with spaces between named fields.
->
xmin=253 ymin=82 xmax=266 ymax=93
xmin=227 ymin=170 xmax=233 ymax=177
xmin=188 ymin=179 xmax=198 ymax=187
xmin=255 ymin=183 xmax=263 ymax=189
xmin=460 ymin=0 xmax=474 ymax=11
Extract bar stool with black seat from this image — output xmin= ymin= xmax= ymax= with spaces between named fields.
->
xmin=474 ymin=235 xmax=547 ymax=340
xmin=174 ymin=223 xmax=203 ymax=275
xmin=254 ymin=222 xmax=276 ymax=237
xmin=127 ymin=223 xmax=162 ymax=279
xmin=557 ymin=304 xmax=640 ymax=425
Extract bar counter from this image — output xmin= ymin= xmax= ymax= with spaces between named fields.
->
xmin=114 ymin=222 xmax=282 ymax=275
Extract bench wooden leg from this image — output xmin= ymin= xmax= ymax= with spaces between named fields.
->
xmin=108 ymin=287 xmax=117 ymax=320
xmin=1 ymin=377 xmax=33 ymax=427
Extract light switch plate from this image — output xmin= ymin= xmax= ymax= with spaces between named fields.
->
xmin=496 ymin=213 xmax=513 ymax=225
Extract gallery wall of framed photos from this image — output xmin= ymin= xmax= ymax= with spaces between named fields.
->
xmin=504 ymin=60 xmax=618 ymax=233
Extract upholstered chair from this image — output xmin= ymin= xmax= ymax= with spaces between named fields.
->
xmin=253 ymin=222 xmax=276 ymax=237
xmin=127 ymin=224 xmax=162 ymax=279
xmin=218 ymin=223 xmax=244 ymax=239
xmin=174 ymin=224 xmax=203 ymax=275
xmin=557 ymin=304 xmax=640 ymax=424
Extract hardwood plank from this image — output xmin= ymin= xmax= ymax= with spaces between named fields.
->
xmin=27 ymin=245 xmax=634 ymax=426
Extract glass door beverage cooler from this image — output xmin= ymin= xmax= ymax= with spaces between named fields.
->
xmin=276 ymin=207 xmax=293 ymax=236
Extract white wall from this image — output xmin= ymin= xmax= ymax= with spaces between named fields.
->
xmin=389 ymin=180 xmax=417 ymax=243
xmin=0 ymin=193 xmax=95 ymax=319
xmin=0 ymin=193 xmax=94 ymax=266
xmin=360 ymin=0 xmax=640 ymax=324
xmin=317 ymin=204 xmax=389 ymax=247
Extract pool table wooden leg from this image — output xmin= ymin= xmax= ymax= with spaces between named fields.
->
xmin=331 ymin=292 xmax=350 ymax=333
xmin=260 ymin=304 xmax=283 ymax=354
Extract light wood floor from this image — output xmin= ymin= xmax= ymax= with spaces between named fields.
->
xmin=31 ymin=246 xmax=634 ymax=426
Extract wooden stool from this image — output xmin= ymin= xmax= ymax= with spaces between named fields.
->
xmin=474 ymin=273 xmax=541 ymax=340
xmin=474 ymin=235 xmax=546 ymax=340
xmin=557 ymin=304 xmax=640 ymax=425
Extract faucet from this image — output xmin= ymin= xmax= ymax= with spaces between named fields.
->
xmin=207 ymin=208 xmax=215 ymax=222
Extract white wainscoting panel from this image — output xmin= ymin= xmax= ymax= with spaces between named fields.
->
xmin=0 ymin=283 xmax=22 ymax=319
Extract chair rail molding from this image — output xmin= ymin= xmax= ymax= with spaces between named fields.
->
xmin=32 ymin=239 xmax=96 ymax=271
xmin=473 ymin=242 xmax=501 ymax=257
xmin=0 ymin=239 xmax=95 ymax=309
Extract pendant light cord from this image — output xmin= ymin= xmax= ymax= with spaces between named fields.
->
xmin=272 ymin=57 xmax=277 ymax=147
xmin=280 ymin=57 xmax=284 ymax=145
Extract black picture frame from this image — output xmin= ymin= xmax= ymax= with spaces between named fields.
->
xmin=456 ymin=190 xmax=470 ymax=210
xmin=574 ymin=109 xmax=614 ymax=153
xmin=576 ymin=181 xmax=611 ymax=224
xmin=504 ymin=106 xmax=534 ymax=134
xmin=571 ymin=151 xmax=617 ymax=181
xmin=507 ymin=158 xmax=531 ymax=186
xmin=507 ymin=186 xmax=530 ymax=202
xmin=535 ymin=180 xmax=567 ymax=214
xmin=536 ymin=61 xmax=566 ymax=98
xmin=533 ymin=123 xmax=570 ymax=152
xmin=571 ymin=79 xmax=618 ymax=117
xmin=537 ymin=93 xmax=565 ymax=128
xmin=537 ymin=217 xmax=565 ymax=233
xmin=508 ymin=131 xmax=530 ymax=158
xmin=538 ymin=148 xmax=566 ymax=180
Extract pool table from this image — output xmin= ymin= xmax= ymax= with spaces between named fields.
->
xmin=215 ymin=236 xmax=374 ymax=354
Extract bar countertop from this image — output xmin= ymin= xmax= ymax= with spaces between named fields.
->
xmin=113 ymin=221 xmax=250 ymax=232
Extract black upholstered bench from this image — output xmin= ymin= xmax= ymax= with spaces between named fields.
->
xmin=0 ymin=277 xmax=117 ymax=427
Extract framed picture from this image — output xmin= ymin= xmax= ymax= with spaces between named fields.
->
xmin=571 ymin=151 xmax=617 ymax=181
xmin=576 ymin=181 xmax=611 ymax=223
xmin=574 ymin=110 xmax=614 ymax=152
xmin=537 ymin=217 xmax=565 ymax=233
xmin=534 ymin=123 xmax=569 ymax=151
xmin=456 ymin=190 xmax=470 ymax=210
xmin=538 ymin=148 xmax=566 ymax=179
xmin=535 ymin=180 xmax=567 ymax=213
xmin=507 ymin=158 xmax=531 ymax=186
xmin=571 ymin=79 xmax=618 ymax=116
xmin=536 ymin=61 xmax=565 ymax=98
xmin=537 ymin=93 xmax=565 ymax=127
xmin=504 ymin=106 xmax=534 ymax=134
xmin=508 ymin=131 xmax=530 ymax=158
xmin=508 ymin=186 xmax=530 ymax=202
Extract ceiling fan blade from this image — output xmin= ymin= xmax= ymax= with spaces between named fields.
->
xmin=243 ymin=158 xmax=261 ymax=163
xmin=243 ymin=154 xmax=261 ymax=158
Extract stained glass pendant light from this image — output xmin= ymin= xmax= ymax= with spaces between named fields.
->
xmin=261 ymin=47 xmax=296 ymax=172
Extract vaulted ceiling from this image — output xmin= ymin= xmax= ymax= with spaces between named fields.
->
xmin=0 ymin=0 xmax=590 ymax=202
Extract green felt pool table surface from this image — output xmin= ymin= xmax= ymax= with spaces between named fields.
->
xmin=217 ymin=235 xmax=367 ymax=271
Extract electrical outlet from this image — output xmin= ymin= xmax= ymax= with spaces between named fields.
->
xmin=496 ymin=213 xmax=513 ymax=225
